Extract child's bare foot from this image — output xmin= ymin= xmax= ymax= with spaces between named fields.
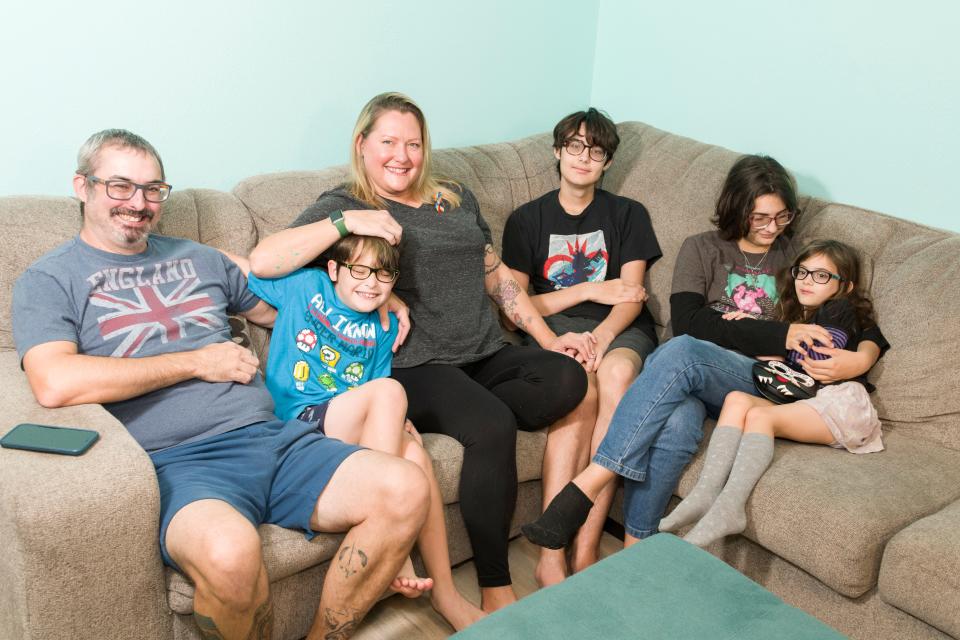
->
xmin=430 ymin=587 xmax=486 ymax=631
xmin=390 ymin=556 xmax=433 ymax=598
xmin=480 ymin=585 xmax=517 ymax=613
xmin=534 ymin=548 xmax=568 ymax=587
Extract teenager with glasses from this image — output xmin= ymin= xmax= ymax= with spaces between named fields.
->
xmin=661 ymin=239 xmax=886 ymax=547
xmin=521 ymin=155 xmax=889 ymax=554
xmin=248 ymin=92 xmax=590 ymax=613
xmin=500 ymin=108 xmax=662 ymax=585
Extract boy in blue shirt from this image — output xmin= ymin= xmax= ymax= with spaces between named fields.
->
xmin=233 ymin=234 xmax=484 ymax=631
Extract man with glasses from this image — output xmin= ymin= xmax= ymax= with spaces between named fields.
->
xmin=12 ymin=129 xmax=431 ymax=639
xmin=522 ymin=154 xmax=887 ymax=556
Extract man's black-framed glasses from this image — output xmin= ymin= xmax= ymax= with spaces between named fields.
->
xmin=339 ymin=262 xmax=399 ymax=283
xmin=562 ymin=139 xmax=608 ymax=162
xmin=85 ymin=175 xmax=172 ymax=203
xmin=748 ymin=209 xmax=795 ymax=229
xmin=791 ymin=265 xmax=843 ymax=284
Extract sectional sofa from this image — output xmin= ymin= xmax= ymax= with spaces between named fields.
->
xmin=2 ymin=122 xmax=958 ymax=639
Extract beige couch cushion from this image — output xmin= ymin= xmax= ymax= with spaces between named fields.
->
xmin=679 ymin=429 xmax=960 ymax=598
xmin=879 ymin=499 xmax=960 ymax=637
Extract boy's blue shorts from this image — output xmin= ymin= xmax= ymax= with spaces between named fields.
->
xmin=149 ymin=413 xmax=360 ymax=570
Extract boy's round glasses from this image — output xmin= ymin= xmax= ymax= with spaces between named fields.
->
xmin=84 ymin=175 xmax=172 ymax=203
xmin=339 ymin=262 xmax=399 ymax=283
xmin=749 ymin=210 xmax=794 ymax=229
xmin=562 ymin=139 xmax=608 ymax=162
xmin=791 ymin=265 xmax=843 ymax=284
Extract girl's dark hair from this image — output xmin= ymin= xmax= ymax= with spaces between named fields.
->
xmin=324 ymin=235 xmax=400 ymax=273
xmin=553 ymin=108 xmax=620 ymax=163
xmin=713 ymin=154 xmax=799 ymax=241
xmin=776 ymin=239 xmax=876 ymax=329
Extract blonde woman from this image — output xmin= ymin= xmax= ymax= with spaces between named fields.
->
xmin=250 ymin=93 xmax=591 ymax=613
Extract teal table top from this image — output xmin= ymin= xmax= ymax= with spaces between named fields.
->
xmin=452 ymin=533 xmax=846 ymax=640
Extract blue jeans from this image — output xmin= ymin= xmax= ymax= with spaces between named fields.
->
xmin=594 ymin=335 xmax=758 ymax=538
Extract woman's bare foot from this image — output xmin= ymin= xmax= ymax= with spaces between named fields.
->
xmin=390 ymin=556 xmax=433 ymax=598
xmin=534 ymin=548 xmax=568 ymax=587
xmin=430 ymin=586 xmax=486 ymax=631
xmin=480 ymin=585 xmax=517 ymax=613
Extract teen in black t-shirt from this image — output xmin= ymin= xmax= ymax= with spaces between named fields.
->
xmin=501 ymin=108 xmax=662 ymax=585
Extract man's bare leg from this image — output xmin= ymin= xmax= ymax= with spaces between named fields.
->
xmin=571 ymin=349 xmax=641 ymax=572
xmin=534 ymin=375 xmax=598 ymax=587
xmin=306 ymin=450 xmax=430 ymax=640
xmin=166 ymin=500 xmax=272 ymax=639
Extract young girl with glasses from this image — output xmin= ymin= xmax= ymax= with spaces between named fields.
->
xmin=659 ymin=239 xmax=886 ymax=547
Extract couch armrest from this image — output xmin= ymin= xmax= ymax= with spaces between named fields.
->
xmin=0 ymin=351 xmax=171 ymax=639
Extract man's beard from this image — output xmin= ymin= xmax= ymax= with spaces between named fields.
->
xmin=110 ymin=207 xmax=155 ymax=245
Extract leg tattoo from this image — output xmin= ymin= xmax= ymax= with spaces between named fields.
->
xmin=337 ymin=544 xmax=369 ymax=579
xmin=323 ymin=607 xmax=363 ymax=639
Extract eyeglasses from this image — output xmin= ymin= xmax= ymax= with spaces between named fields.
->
xmin=748 ymin=209 xmax=795 ymax=229
xmin=339 ymin=262 xmax=399 ymax=283
xmin=562 ymin=139 xmax=608 ymax=162
xmin=791 ymin=265 xmax=843 ymax=284
xmin=85 ymin=175 xmax=172 ymax=203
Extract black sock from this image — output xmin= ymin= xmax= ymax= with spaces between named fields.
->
xmin=521 ymin=482 xmax=594 ymax=550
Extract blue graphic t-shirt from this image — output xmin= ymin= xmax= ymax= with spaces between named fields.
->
xmin=248 ymin=269 xmax=398 ymax=420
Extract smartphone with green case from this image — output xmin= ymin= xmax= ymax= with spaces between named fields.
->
xmin=1 ymin=423 xmax=99 ymax=456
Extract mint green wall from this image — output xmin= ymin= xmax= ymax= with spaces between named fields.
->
xmin=591 ymin=1 xmax=959 ymax=232
xmin=1 ymin=1 xmax=597 ymax=196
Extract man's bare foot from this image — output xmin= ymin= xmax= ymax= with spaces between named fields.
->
xmin=480 ymin=585 xmax=517 ymax=613
xmin=390 ymin=556 xmax=433 ymax=598
xmin=430 ymin=586 xmax=486 ymax=631
xmin=534 ymin=548 xmax=568 ymax=587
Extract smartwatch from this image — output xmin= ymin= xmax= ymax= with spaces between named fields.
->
xmin=330 ymin=209 xmax=349 ymax=238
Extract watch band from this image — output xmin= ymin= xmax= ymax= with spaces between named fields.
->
xmin=330 ymin=209 xmax=349 ymax=238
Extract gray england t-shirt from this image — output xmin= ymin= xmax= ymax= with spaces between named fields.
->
xmin=12 ymin=235 xmax=276 ymax=452
xmin=291 ymin=186 xmax=506 ymax=368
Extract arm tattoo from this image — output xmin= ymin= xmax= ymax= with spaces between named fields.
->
xmin=491 ymin=280 xmax=527 ymax=330
xmin=337 ymin=543 xmax=369 ymax=579
xmin=324 ymin=607 xmax=363 ymax=639
xmin=483 ymin=244 xmax=503 ymax=276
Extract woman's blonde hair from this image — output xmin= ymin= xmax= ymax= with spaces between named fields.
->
xmin=349 ymin=92 xmax=461 ymax=210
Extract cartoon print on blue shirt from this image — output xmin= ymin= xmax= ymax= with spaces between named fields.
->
xmin=293 ymin=360 xmax=310 ymax=391
xmin=542 ymin=231 xmax=609 ymax=290
xmin=343 ymin=362 xmax=365 ymax=384
xmin=296 ymin=328 xmax=317 ymax=352
xmin=319 ymin=345 xmax=341 ymax=369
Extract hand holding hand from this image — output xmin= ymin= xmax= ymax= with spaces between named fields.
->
xmin=547 ymin=331 xmax=597 ymax=365
xmin=799 ymin=344 xmax=870 ymax=383
xmin=379 ymin=293 xmax=411 ymax=353
xmin=342 ymin=209 xmax=403 ymax=245
xmin=193 ymin=342 xmax=260 ymax=384
xmin=588 ymin=279 xmax=647 ymax=305
xmin=785 ymin=323 xmax=834 ymax=353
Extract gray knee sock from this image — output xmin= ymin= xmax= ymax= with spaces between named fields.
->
xmin=659 ymin=426 xmax=743 ymax=533
xmin=684 ymin=432 xmax=774 ymax=548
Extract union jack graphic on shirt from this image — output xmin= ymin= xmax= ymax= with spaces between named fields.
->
xmin=90 ymin=278 xmax=222 ymax=357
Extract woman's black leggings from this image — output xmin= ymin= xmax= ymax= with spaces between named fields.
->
xmin=392 ymin=345 xmax=587 ymax=587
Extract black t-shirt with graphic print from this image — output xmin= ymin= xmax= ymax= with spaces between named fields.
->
xmin=501 ymin=188 xmax=662 ymax=344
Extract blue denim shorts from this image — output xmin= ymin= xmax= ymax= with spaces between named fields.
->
xmin=149 ymin=418 xmax=361 ymax=569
